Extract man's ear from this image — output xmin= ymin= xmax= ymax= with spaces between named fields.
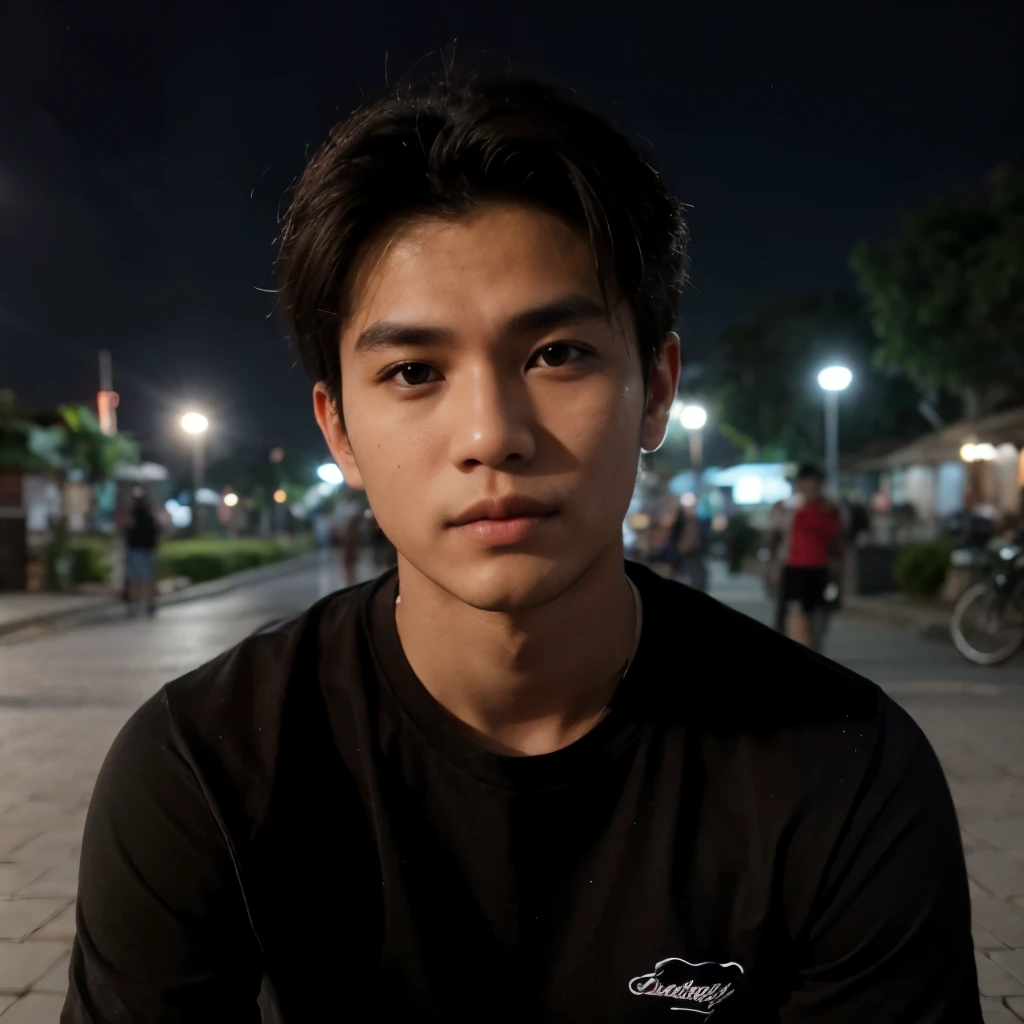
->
xmin=641 ymin=332 xmax=682 ymax=453
xmin=312 ymin=383 xmax=365 ymax=490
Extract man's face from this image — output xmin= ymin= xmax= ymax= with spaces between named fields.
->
xmin=315 ymin=203 xmax=678 ymax=611
xmin=797 ymin=476 xmax=823 ymax=501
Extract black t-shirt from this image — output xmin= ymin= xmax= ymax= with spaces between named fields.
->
xmin=125 ymin=507 xmax=158 ymax=550
xmin=63 ymin=563 xmax=980 ymax=1023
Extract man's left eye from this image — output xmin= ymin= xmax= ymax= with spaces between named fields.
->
xmin=533 ymin=343 xmax=579 ymax=368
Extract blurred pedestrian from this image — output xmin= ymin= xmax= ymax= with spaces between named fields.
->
xmin=677 ymin=500 xmax=707 ymax=591
xmin=124 ymin=487 xmax=160 ymax=618
xmin=844 ymin=493 xmax=870 ymax=545
xmin=768 ymin=464 xmax=843 ymax=650
xmin=659 ymin=499 xmax=706 ymax=590
xmin=333 ymin=496 xmax=363 ymax=587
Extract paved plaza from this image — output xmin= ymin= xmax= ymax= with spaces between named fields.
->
xmin=0 ymin=558 xmax=1022 ymax=1022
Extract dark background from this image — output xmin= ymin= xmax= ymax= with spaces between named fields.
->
xmin=1 ymin=0 xmax=1021 ymax=471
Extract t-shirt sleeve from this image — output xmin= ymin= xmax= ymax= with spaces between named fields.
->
xmin=62 ymin=691 xmax=263 ymax=1023
xmin=780 ymin=702 xmax=981 ymax=1022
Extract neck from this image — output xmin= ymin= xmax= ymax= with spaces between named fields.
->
xmin=393 ymin=546 xmax=636 ymax=756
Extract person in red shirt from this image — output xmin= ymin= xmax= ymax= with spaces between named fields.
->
xmin=769 ymin=463 xmax=843 ymax=649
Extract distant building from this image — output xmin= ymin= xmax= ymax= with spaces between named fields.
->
xmin=855 ymin=406 xmax=1024 ymax=535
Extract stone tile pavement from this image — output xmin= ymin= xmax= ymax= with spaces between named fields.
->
xmin=0 ymin=595 xmax=109 ymax=636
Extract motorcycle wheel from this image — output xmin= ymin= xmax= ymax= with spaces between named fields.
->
xmin=950 ymin=579 xmax=1024 ymax=666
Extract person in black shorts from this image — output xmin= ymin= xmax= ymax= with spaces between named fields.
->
xmin=64 ymin=70 xmax=979 ymax=1023
xmin=769 ymin=464 xmax=843 ymax=649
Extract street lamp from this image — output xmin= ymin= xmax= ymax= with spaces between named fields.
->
xmin=180 ymin=411 xmax=209 ymax=435
xmin=679 ymin=404 xmax=707 ymax=431
xmin=317 ymin=463 xmax=344 ymax=486
xmin=816 ymin=366 xmax=852 ymax=496
xmin=673 ymin=401 xmax=708 ymax=470
xmin=180 ymin=411 xmax=209 ymax=530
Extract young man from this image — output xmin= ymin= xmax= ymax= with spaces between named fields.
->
xmin=769 ymin=464 xmax=843 ymax=650
xmin=64 ymin=71 xmax=979 ymax=1022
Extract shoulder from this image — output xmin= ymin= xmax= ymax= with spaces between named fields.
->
xmin=629 ymin=561 xmax=896 ymax=749
xmin=112 ymin=574 xmax=387 ymax=834
xmin=629 ymin=563 xmax=939 ymax=824
xmin=164 ymin=573 xmax=383 ymax=716
xmin=631 ymin=563 xmax=934 ymax=815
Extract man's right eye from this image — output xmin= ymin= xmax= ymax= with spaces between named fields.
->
xmin=386 ymin=363 xmax=440 ymax=387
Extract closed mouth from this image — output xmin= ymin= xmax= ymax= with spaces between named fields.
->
xmin=449 ymin=498 xmax=559 ymax=528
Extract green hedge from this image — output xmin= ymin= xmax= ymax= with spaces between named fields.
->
xmin=67 ymin=534 xmax=313 ymax=586
xmin=157 ymin=535 xmax=313 ymax=583
xmin=69 ymin=537 xmax=112 ymax=584
xmin=893 ymin=540 xmax=953 ymax=596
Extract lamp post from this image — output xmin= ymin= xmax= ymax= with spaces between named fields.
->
xmin=180 ymin=411 xmax=209 ymax=530
xmin=679 ymin=403 xmax=708 ymax=471
xmin=816 ymin=367 xmax=852 ymax=497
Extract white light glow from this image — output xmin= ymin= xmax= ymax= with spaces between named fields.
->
xmin=961 ymin=442 xmax=997 ymax=463
xmin=733 ymin=474 xmax=764 ymax=505
xmin=165 ymin=499 xmax=193 ymax=529
xmin=180 ymin=411 xmax=209 ymax=435
xmin=817 ymin=366 xmax=853 ymax=392
xmin=317 ymin=463 xmax=344 ymax=486
xmin=223 ymin=493 xmax=239 ymax=507
xmin=679 ymin=404 xmax=708 ymax=431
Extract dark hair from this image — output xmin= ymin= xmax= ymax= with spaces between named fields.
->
xmin=276 ymin=68 xmax=689 ymax=403
xmin=795 ymin=462 xmax=825 ymax=482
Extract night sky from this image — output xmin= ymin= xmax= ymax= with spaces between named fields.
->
xmin=1 ymin=1 xmax=1021 ymax=474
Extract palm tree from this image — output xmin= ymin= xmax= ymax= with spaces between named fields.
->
xmin=0 ymin=390 xmax=63 ymax=473
xmin=57 ymin=405 xmax=138 ymax=490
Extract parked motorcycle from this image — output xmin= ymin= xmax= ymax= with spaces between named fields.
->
xmin=950 ymin=535 xmax=1024 ymax=666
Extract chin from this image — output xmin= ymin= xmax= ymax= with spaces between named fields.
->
xmin=439 ymin=551 xmax=587 ymax=614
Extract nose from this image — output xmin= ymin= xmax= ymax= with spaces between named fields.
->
xmin=448 ymin=366 xmax=537 ymax=470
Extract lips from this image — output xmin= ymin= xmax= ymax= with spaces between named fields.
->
xmin=448 ymin=497 xmax=559 ymax=546
xmin=448 ymin=496 xmax=558 ymax=528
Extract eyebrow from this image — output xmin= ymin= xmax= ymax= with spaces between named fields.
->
xmin=352 ymin=293 xmax=610 ymax=356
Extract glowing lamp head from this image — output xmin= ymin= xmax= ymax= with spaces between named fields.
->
xmin=317 ymin=463 xmax=344 ymax=486
xmin=679 ymin=404 xmax=708 ymax=431
xmin=817 ymin=366 xmax=853 ymax=392
xmin=180 ymin=412 xmax=209 ymax=435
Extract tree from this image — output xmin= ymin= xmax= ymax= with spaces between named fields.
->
xmin=0 ymin=390 xmax=63 ymax=473
xmin=56 ymin=405 xmax=138 ymax=486
xmin=1 ymin=395 xmax=139 ymax=586
xmin=850 ymin=163 xmax=1024 ymax=418
xmin=706 ymin=293 xmax=932 ymax=463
